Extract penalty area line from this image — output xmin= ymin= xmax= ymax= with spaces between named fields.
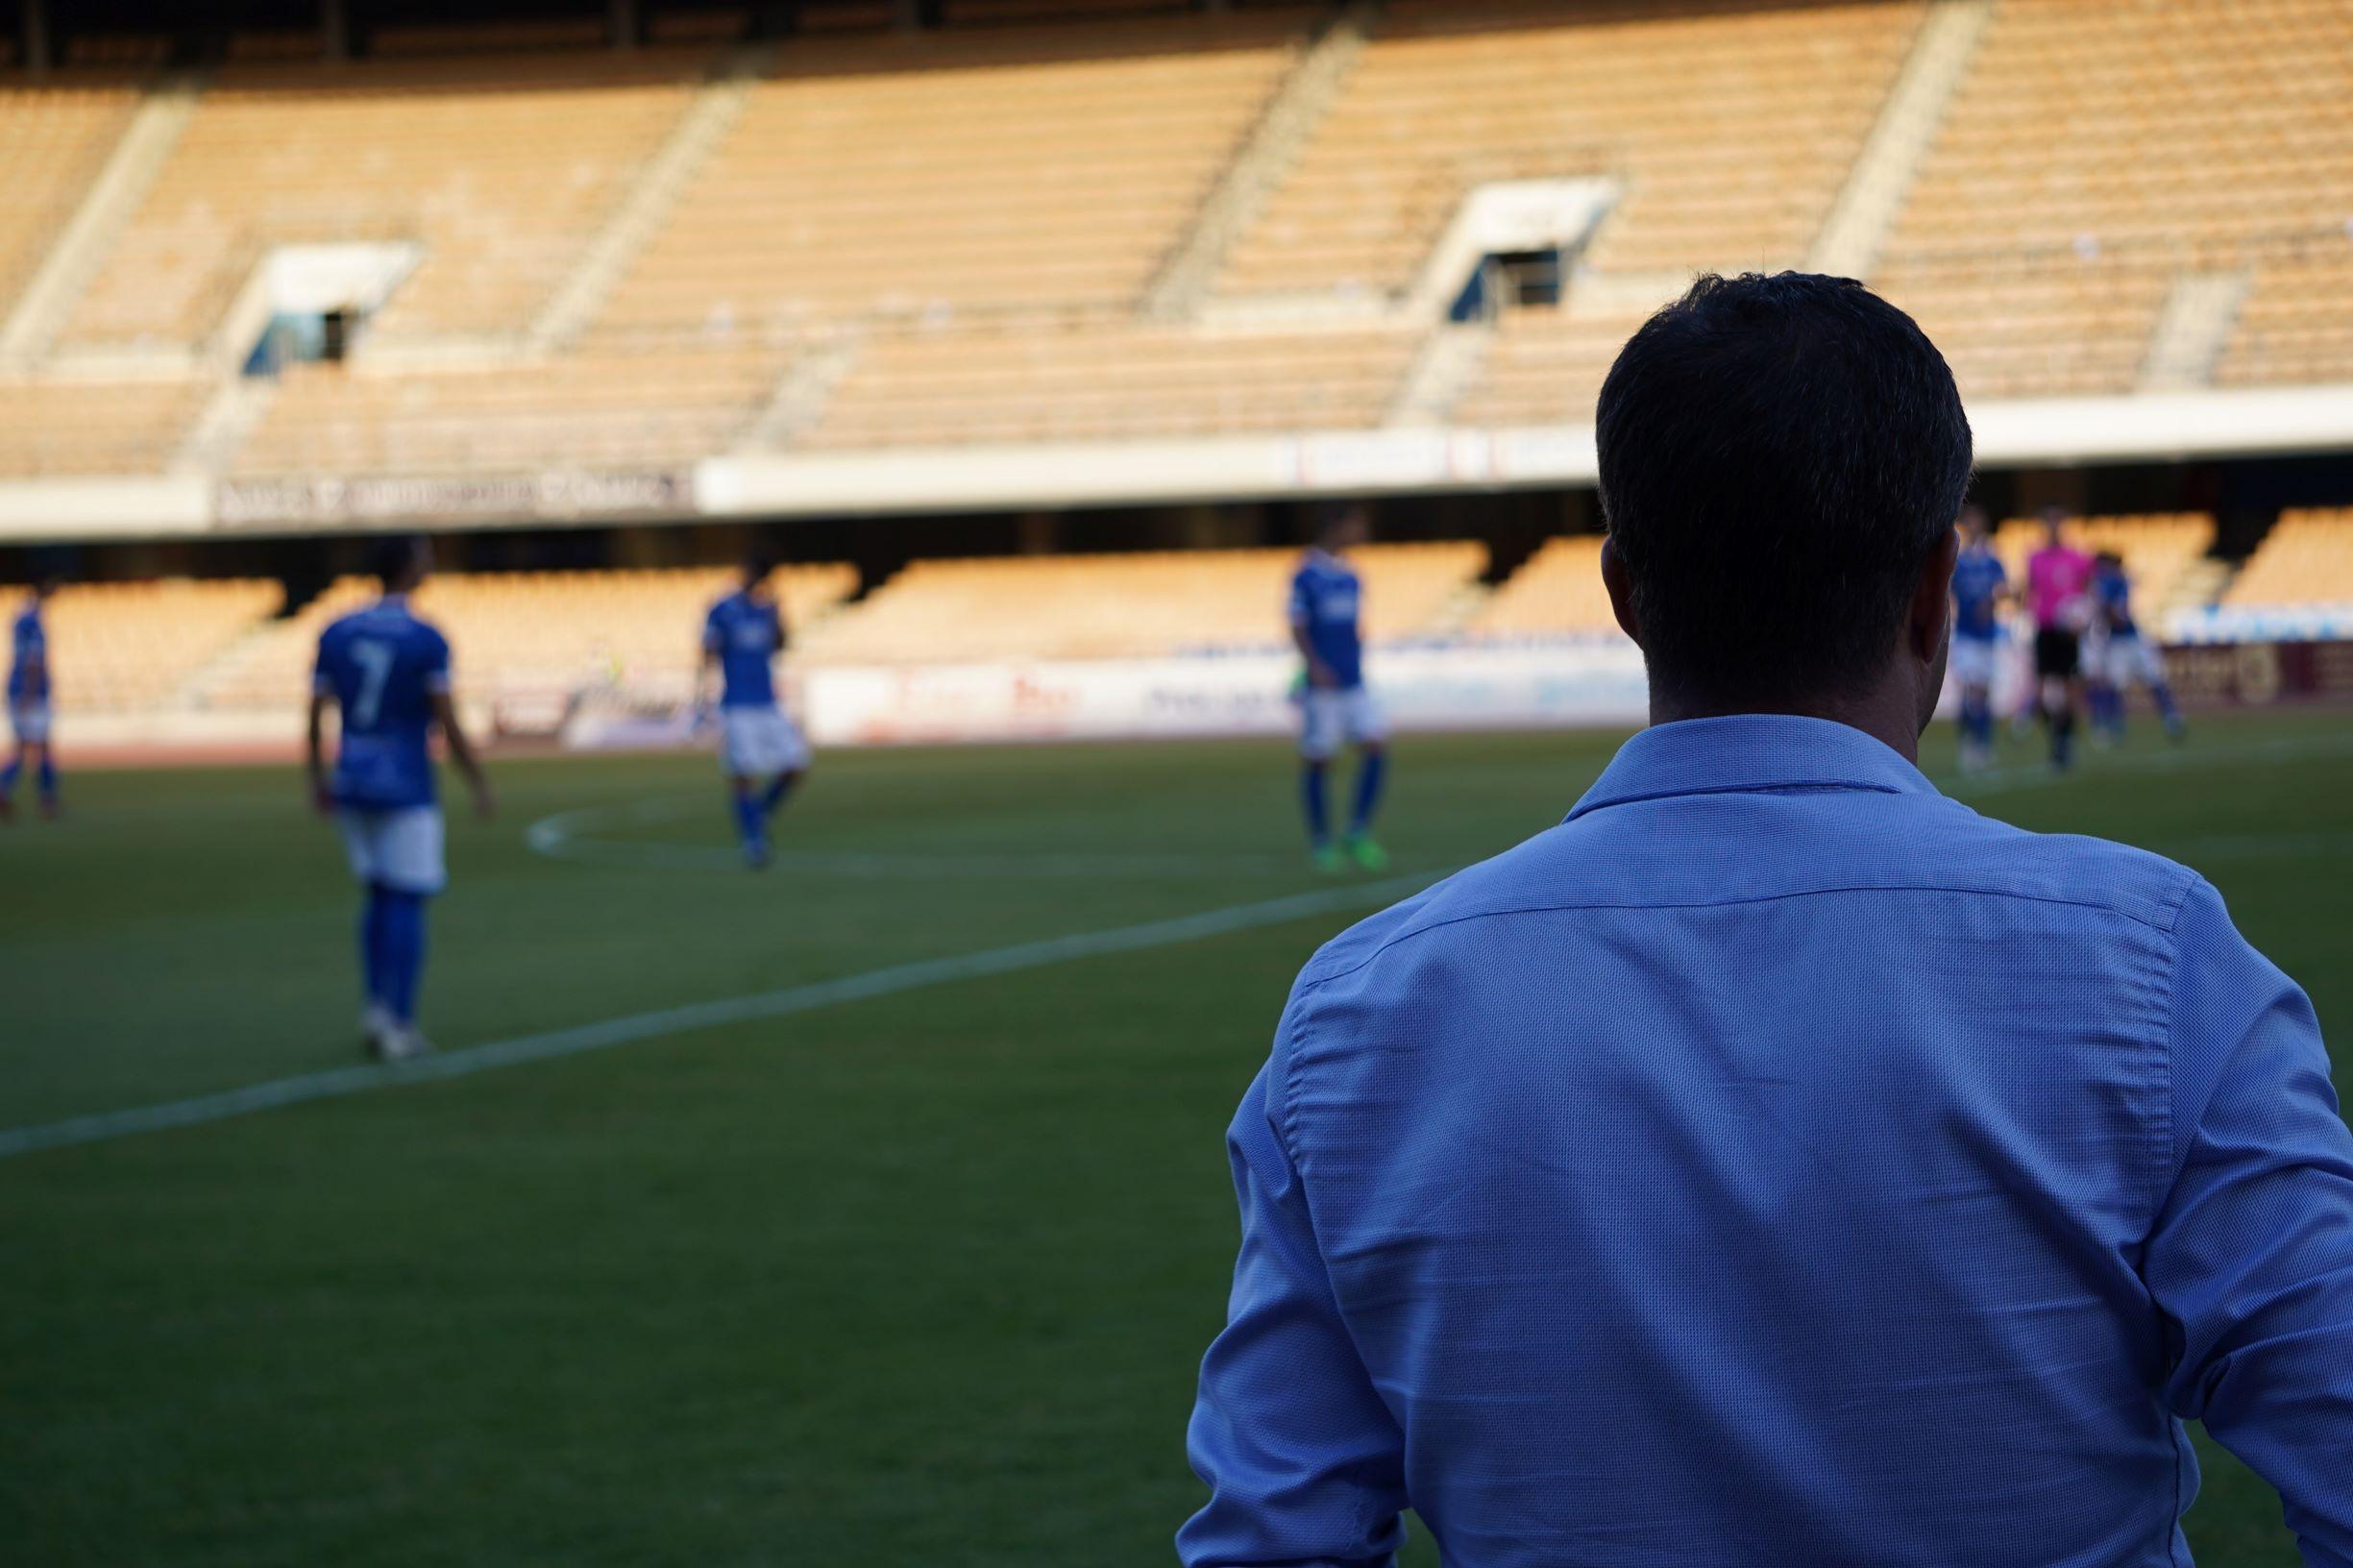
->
xmin=0 ymin=870 xmax=1446 ymax=1164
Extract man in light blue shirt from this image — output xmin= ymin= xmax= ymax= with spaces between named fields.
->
xmin=1182 ymin=274 xmax=2353 ymax=1565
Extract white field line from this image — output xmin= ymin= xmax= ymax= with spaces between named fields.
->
xmin=11 ymin=729 xmax=2348 ymax=1163
xmin=0 ymin=871 xmax=1442 ymax=1163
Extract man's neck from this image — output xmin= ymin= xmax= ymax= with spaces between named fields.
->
xmin=1648 ymin=691 xmax=1923 ymax=765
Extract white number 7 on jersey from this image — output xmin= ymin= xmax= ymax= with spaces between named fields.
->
xmin=350 ymin=638 xmax=395 ymax=728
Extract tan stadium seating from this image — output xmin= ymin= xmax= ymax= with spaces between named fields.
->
xmin=233 ymin=347 xmax=785 ymax=475
xmin=801 ymin=541 xmax=1483 ymax=665
xmin=2224 ymin=510 xmax=2353 ymax=608
xmin=1991 ymin=513 xmax=2213 ymax=616
xmin=799 ymin=323 xmax=1419 ymax=448
xmin=2217 ymin=243 xmax=2353 ymax=389
xmin=1466 ymin=535 xmax=1616 ymax=636
xmin=1879 ymin=0 xmax=2353 ymax=398
xmin=0 ymin=69 xmax=149 ymax=324
xmin=595 ymin=11 xmax=1309 ymax=336
xmin=1451 ymin=311 xmax=1650 ymax=430
xmin=1221 ymin=0 xmax=1923 ymax=301
xmin=205 ymin=565 xmax=856 ymax=712
xmin=9 ymin=578 xmax=281 ymax=715
xmin=0 ymin=377 xmax=205 ymax=476
xmin=61 ymin=46 xmax=717 ymax=350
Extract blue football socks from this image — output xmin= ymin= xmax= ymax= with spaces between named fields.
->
xmin=360 ymin=887 xmax=390 ymax=1009
xmin=733 ymin=789 xmax=766 ymax=851
xmin=1350 ymin=750 xmax=1387 ymax=836
xmin=1301 ymin=761 xmax=1331 ymax=846
xmin=378 ymin=889 xmax=427 ymax=1025
xmin=361 ymin=885 xmax=429 ymax=1025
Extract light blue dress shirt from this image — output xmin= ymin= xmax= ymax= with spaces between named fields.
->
xmin=1183 ymin=715 xmax=2353 ymax=1567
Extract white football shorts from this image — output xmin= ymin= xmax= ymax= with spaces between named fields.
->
xmin=1299 ymin=687 xmax=1388 ymax=762
xmin=338 ymin=805 xmax=447 ymax=894
xmin=9 ymin=698 xmax=51 ymax=745
xmin=2103 ymin=632 xmax=2169 ymax=689
xmin=720 ymin=705 xmax=813 ymax=778
xmin=1949 ymin=636 xmax=2000 ymax=689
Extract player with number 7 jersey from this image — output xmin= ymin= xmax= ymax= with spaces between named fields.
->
xmin=308 ymin=535 xmax=492 ymax=1063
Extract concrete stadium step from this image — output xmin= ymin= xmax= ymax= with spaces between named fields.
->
xmin=1808 ymin=0 xmax=1995 ymax=280
xmin=0 ymin=68 xmax=208 ymax=370
xmin=1141 ymin=0 xmax=1380 ymax=323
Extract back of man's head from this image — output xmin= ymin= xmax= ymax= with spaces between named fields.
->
xmin=1597 ymin=272 xmax=1973 ymax=710
xmin=368 ymin=533 xmax=430 ymax=592
xmin=744 ymin=551 xmax=780 ymax=593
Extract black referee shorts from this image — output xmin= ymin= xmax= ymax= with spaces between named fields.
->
xmin=2034 ymin=625 xmax=2081 ymax=679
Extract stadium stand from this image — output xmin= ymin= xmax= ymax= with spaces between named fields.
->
xmin=17 ymin=577 xmax=281 ymax=714
xmin=799 ymin=323 xmax=1419 ymax=448
xmin=61 ymin=46 xmax=717 ymax=350
xmin=0 ymin=376 xmax=205 ymax=476
xmin=802 ymin=541 xmax=1484 ymax=664
xmin=593 ymin=11 xmax=1311 ymax=338
xmin=1219 ymin=0 xmax=1924 ymax=301
xmin=1464 ymin=534 xmax=1616 ymax=636
xmin=2217 ymin=242 xmax=2353 ymax=389
xmin=1449 ymin=312 xmax=1646 ymax=429
xmin=1877 ymin=0 xmax=2353 ymax=398
xmin=1992 ymin=512 xmax=2216 ymax=619
xmin=234 ymin=346 xmax=785 ymax=475
xmin=202 ymin=564 xmax=858 ymax=712
xmin=0 ymin=68 xmax=150 ymax=328
xmin=0 ymin=0 xmax=2345 ymax=582
xmin=2224 ymin=510 xmax=2353 ymax=609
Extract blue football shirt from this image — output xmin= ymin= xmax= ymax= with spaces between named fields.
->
xmin=1288 ymin=551 xmax=1364 ymax=690
xmin=314 ymin=597 xmax=452 ymax=811
xmin=1950 ymin=543 xmax=2007 ymax=641
xmin=2097 ymin=563 xmax=2139 ymax=636
xmin=704 ymin=590 xmax=782 ymax=710
xmin=8 ymin=601 xmax=47 ymax=702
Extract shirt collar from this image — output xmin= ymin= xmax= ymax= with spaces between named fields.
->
xmin=1567 ymin=714 xmax=1941 ymax=822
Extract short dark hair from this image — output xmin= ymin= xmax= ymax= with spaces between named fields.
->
xmin=367 ymin=533 xmax=428 ymax=587
xmin=743 ymin=541 xmax=780 ymax=581
xmin=1597 ymin=272 xmax=1973 ymax=707
xmin=1313 ymin=501 xmax=1367 ymax=541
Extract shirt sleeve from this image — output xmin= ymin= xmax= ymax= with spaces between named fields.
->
xmin=1287 ymin=573 xmax=1312 ymax=629
xmin=311 ymin=630 xmax=334 ymax=698
xmin=423 ymin=629 xmax=453 ymax=695
xmin=2145 ymin=877 xmax=2353 ymax=1563
xmin=1179 ymin=997 xmax=1408 ymax=1568
xmin=702 ymin=604 xmax=724 ymax=652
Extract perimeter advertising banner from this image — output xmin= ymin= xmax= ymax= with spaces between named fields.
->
xmin=792 ymin=643 xmax=1650 ymax=748
xmin=2164 ymin=639 xmax=2353 ymax=706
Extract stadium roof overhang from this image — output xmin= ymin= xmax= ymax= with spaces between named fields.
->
xmin=4 ymin=382 xmax=2352 ymax=542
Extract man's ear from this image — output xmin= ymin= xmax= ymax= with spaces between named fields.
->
xmin=1601 ymin=536 xmax=1642 ymax=648
xmin=1909 ymin=527 xmax=1961 ymax=661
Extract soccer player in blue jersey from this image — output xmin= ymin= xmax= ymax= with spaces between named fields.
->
xmin=1289 ymin=503 xmax=1387 ymax=871
xmin=1947 ymin=505 xmax=2007 ymax=772
xmin=2090 ymin=549 xmax=2185 ymax=743
xmin=700 ymin=547 xmax=811 ymax=870
xmin=2 ymin=576 xmax=61 ymax=821
xmin=307 ymin=535 xmax=493 ymax=1062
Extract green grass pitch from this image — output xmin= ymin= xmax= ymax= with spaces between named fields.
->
xmin=3 ymin=708 xmax=2348 ymax=1565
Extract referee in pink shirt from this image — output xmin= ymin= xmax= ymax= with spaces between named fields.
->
xmin=2024 ymin=503 xmax=2096 ymax=769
